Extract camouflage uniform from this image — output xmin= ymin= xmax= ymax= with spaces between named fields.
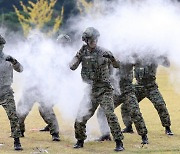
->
xmin=17 ymin=34 xmax=59 ymax=138
xmin=17 ymin=87 xmax=59 ymax=136
xmin=97 ymin=63 xmax=148 ymax=136
xmin=121 ymin=60 xmax=171 ymax=128
xmin=57 ymin=34 xmax=71 ymax=45
xmin=0 ymin=35 xmax=23 ymax=150
xmin=0 ymin=51 xmax=23 ymax=138
xmin=70 ymin=44 xmax=124 ymax=141
xmin=38 ymin=34 xmax=72 ymax=132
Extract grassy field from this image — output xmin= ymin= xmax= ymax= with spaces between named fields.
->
xmin=0 ymin=66 xmax=180 ymax=154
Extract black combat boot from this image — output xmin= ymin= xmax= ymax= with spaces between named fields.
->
xmin=165 ymin=126 xmax=173 ymax=136
xmin=73 ymin=140 xmax=84 ymax=148
xmin=14 ymin=138 xmax=23 ymax=150
xmin=114 ymin=139 xmax=124 ymax=151
xmin=122 ymin=125 xmax=134 ymax=133
xmin=141 ymin=135 xmax=149 ymax=144
xmin=52 ymin=133 xmax=60 ymax=141
xmin=40 ymin=125 xmax=50 ymax=132
xmin=96 ymin=134 xmax=112 ymax=141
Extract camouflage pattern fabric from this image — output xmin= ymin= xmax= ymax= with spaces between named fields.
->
xmin=97 ymin=94 xmax=126 ymax=136
xmin=118 ymin=63 xmax=148 ymax=135
xmin=75 ymin=83 xmax=123 ymax=141
xmin=17 ymin=87 xmax=59 ymax=135
xmin=1 ymin=87 xmax=21 ymax=138
xmin=97 ymin=63 xmax=148 ymax=136
xmin=121 ymin=63 xmax=171 ymax=128
xmin=16 ymin=36 xmax=60 ymax=136
xmin=38 ymin=104 xmax=59 ymax=134
xmin=0 ymin=51 xmax=23 ymax=138
xmin=0 ymin=53 xmax=23 ymax=89
xmin=70 ymin=45 xmax=123 ymax=141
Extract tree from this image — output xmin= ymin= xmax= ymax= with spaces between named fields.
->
xmin=76 ymin=0 xmax=105 ymax=16
xmin=0 ymin=12 xmax=22 ymax=32
xmin=14 ymin=0 xmax=64 ymax=36
xmin=77 ymin=0 xmax=93 ymax=15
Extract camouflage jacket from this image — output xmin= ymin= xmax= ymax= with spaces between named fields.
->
xmin=134 ymin=55 xmax=170 ymax=86
xmin=118 ymin=62 xmax=134 ymax=94
xmin=134 ymin=63 xmax=158 ymax=85
xmin=70 ymin=45 xmax=119 ymax=84
xmin=0 ymin=52 xmax=23 ymax=89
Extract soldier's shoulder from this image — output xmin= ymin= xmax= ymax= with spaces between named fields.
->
xmin=79 ymin=44 xmax=88 ymax=52
xmin=96 ymin=46 xmax=111 ymax=53
xmin=82 ymin=44 xmax=88 ymax=49
xmin=97 ymin=46 xmax=109 ymax=51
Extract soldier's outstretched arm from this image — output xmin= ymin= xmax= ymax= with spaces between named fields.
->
xmin=69 ymin=56 xmax=81 ymax=70
xmin=69 ymin=47 xmax=83 ymax=70
xmin=5 ymin=55 xmax=23 ymax=72
xmin=103 ymin=51 xmax=120 ymax=68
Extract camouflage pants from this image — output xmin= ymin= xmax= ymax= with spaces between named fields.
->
xmin=17 ymin=89 xmax=59 ymax=135
xmin=75 ymin=84 xmax=124 ymax=141
xmin=97 ymin=94 xmax=125 ymax=136
xmin=121 ymin=84 xmax=171 ymax=127
xmin=0 ymin=89 xmax=21 ymax=138
xmin=97 ymin=90 xmax=148 ymax=136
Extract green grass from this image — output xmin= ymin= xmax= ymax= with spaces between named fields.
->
xmin=0 ymin=66 xmax=180 ymax=153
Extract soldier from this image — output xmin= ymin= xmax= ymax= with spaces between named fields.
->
xmin=17 ymin=33 xmax=60 ymax=141
xmin=39 ymin=34 xmax=72 ymax=132
xmin=97 ymin=61 xmax=149 ymax=144
xmin=0 ymin=35 xmax=23 ymax=150
xmin=70 ymin=27 xmax=124 ymax=151
xmin=56 ymin=34 xmax=71 ymax=45
xmin=121 ymin=55 xmax=173 ymax=135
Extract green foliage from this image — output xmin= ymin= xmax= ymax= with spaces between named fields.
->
xmin=0 ymin=12 xmax=22 ymax=32
xmin=14 ymin=0 xmax=64 ymax=36
xmin=0 ymin=0 xmax=92 ymax=32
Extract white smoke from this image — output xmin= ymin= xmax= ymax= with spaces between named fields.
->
xmin=1 ymin=0 xmax=180 ymax=139
xmin=67 ymin=0 xmax=180 ymax=137
xmin=1 ymin=29 xmax=87 ymax=122
xmin=70 ymin=0 xmax=180 ymax=63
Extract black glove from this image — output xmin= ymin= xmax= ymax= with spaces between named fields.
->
xmin=5 ymin=56 xmax=17 ymax=65
xmin=102 ymin=51 xmax=114 ymax=59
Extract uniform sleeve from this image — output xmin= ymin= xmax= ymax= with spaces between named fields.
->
xmin=104 ymin=50 xmax=120 ymax=68
xmin=4 ymin=54 xmax=23 ymax=72
xmin=69 ymin=46 xmax=84 ymax=70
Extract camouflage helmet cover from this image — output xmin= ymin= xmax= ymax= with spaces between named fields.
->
xmin=57 ymin=34 xmax=71 ymax=44
xmin=82 ymin=27 xmax=100 ymax=42
xmin=0 ymin=35 xmax=6 ymax=45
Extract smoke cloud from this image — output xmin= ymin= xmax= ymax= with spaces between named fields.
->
xmin=1 ymin=0 xmax=180 ymax=139
xmin=70 ymin=0 xmax=180 ymax=62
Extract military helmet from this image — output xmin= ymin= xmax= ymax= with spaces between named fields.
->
xmin=57 ymin=34 xmax=71 ymax=44
xmin=0 ymin=35 xmax=6 ymax=45
xmin=82 ymin=27 xmax=100 ymax=43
